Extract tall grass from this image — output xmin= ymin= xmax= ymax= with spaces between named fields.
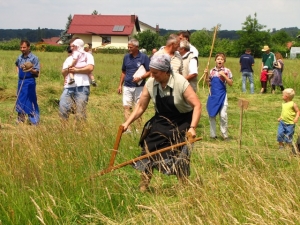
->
xmin=0 ymin=50 xmax=300 ymax=224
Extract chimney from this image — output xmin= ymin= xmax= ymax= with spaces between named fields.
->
xmin=156 ymin=24 xmax=159 ymax=34
xmin=131 ymin=15 xmax=135 ymax=23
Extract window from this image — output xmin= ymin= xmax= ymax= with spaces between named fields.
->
xmin=112 ymin=25 xmax=125 ymax=32
xmin=102 ymin=36 xmax=111 ymax=45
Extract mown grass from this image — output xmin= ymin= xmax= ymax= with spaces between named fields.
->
xmin=0 ymin=50 xmax=300 ymax=224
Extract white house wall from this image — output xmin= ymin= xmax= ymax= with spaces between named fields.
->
xmin=139 ymin=23 xmax=156 ymax=33
xmin=91 ymin=35 xmax=102 ymax=49
xmin=108 ymin=36 xmax=128 ymax=48
xmin=72 ymin=34 xmax=91 ymax=45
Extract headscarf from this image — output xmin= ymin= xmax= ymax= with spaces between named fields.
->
xmin=150 ymin=54 xmax=172 ymax=73
xmin=72 ymin=39 xmax=85 ymax=53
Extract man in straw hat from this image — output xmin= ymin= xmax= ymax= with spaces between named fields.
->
xmin=261 ymin=45 xmax=276 ymax=85
xmin=15 ymin=39 xmax=40 ymax=125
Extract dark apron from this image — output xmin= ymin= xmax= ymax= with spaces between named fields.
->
xmin=16 ymin=66 xmax=40 ymax=124
xmin=134 ymin=86 xmax=193 ymax=176
xmin=206 ymin=77 xmax=226 ymax=117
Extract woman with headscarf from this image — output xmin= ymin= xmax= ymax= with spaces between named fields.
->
xmin=271 ymin=52 xmax=285 ymax=94
xmin=122 ymin=54 xmax=202 ymax=192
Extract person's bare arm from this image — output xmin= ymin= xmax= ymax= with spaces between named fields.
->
xmin=185 ymin=73 xmax=197 ymax=81
xmin=118 ymin=71 xmax=126 ymax=94
xmin=69 ymin=59 xmax=77 ymax=68
xmin=185 ymin=58 xmax=198 ymax=81
xmin=133 ymin=70 xmax=151 ymax=83
xmin=183 ymin=85 xmax=202 ymax=137
xmin=68 ymin=64 xmax=94 ymax=74
xmin=293 ymin=102 xmax=300 ymax=123
xmin=122 ymin=86 xmax=151 ymax=131
xmin=274 ymin=61 xmax=282 ymax=69
xmin=61 ymin=68 xmax=68 ymax=78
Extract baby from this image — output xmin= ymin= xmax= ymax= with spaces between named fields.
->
xmin=68 ymin=39 xmax=88 ymax=84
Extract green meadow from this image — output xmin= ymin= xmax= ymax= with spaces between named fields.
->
xmin=1 ymin=50 xmax=300 ymax=224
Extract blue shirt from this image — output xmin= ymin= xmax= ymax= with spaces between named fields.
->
xmin=15 ymin=52 xmax=40 ymax=79
xmin=239 ymin=53 xmax=254 ymax=72
xmin=121 ymin=51 xmax=150 ymax=87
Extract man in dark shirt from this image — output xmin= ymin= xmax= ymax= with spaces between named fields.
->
xmin=240 ymin=48 xmax=255 ymax=94
xmin=118 ymin=38 xmax=150 ymax=133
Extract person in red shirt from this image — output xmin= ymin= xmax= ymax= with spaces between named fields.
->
xmin=260 ymin=66 xmax=269 ymax=94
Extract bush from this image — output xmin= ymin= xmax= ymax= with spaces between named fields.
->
xmin=0 ymin=38 xmax=21 ymax=50
xmin=0 ymin=39 xmax=68 ymax=52
xmin=95 ymin=47 xmax=128 ymax=54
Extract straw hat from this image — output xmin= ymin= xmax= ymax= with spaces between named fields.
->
xmin=261 ymin=45 xmax=270 ymax=51
xmin=22 ymin=62 xmax=34 ymax=72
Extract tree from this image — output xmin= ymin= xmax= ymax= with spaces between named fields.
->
xmin=134 ymin=30 xmax=160 ymax=52
xmin=235 ymin=13 xmax=271 ymax=57
xmin=271 ymin=30 xmax=291 ymax=46
xmin=60 ymin=14 xmax=73 ymax=44
xmin=37 ymin=27 xmax=42 ymax=41
xmin=190 ymin=29 xmax=213 ymax=57
xmin=92 ymin=10 xmax=98 ymax=15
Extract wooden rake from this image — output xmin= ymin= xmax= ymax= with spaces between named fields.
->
xmin=90 ymin=132 xmax=202 ymax=179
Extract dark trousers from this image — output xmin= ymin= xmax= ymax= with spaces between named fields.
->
xmin=261 ymin=81 xmax=267 ymax=93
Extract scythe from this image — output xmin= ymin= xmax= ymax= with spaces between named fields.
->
xmin=90 ymin=132 xmax=202 ymax=179
xmin=198 ymin=25 xmax=219 ymax=95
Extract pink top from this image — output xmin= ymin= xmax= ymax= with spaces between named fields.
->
xmin=72 ymin=50 xmax=87 ymax=68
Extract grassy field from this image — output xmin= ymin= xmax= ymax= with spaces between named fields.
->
xmin=1 ymin=50 xmax=300 ymax=224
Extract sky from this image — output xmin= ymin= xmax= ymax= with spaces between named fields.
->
xmin=0 ymin=0 xmax=299 ymax=31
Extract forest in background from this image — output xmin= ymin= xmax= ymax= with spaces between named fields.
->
xmin=0 ymin=27 xmax=299 ymax=43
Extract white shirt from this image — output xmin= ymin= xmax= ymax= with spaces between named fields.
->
xmin=182 ymin=52 xmax=198 ymax=75
xmin=63 ymin=53 xmax=94 ymax=88
xmin=190 ymin=44 xmax=199 ymax=58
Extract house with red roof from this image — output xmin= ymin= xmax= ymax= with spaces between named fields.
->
xmin=39 ymin=37 xmax=62 ymax=45
xmin=67 ymin=14 xmax=158 ymax=49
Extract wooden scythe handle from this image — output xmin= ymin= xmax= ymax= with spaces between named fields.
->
xmin=91 ymin=133 xmax=202 ymax=179
xmin=108 ymin=125 xmax=124 ymax=168
xmin=198 ymin=25 xmax=219 ymax=93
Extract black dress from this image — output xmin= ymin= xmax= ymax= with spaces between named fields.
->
xmin=133 ymin=86 xmax=193 ymax=177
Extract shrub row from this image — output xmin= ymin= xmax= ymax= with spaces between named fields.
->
xmin=0 ymin=39 xmax=67 ymax=52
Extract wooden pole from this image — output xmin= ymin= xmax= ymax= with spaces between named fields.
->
xmin=108 ymin=125 xmax=124 ymax=168
xmin=9 ymin=74 xmax=26 ymax=123
xmin=198 ymin=25 xmax=219 ymax=93
xmin=90 ymin=134 xmax=202 ymax=179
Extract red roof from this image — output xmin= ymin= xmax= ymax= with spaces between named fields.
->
xmin=40 ymin=37 xmax=61 ymax=45
xmin=68 ymin=14 xmax=140 ymax=36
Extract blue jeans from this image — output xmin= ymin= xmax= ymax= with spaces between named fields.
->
xmin=242 ymin=72 xmax=254 ymax=94
xmin=59 ymin=86 xmax=90 ymax=120
xmin=277 ymin=120 xmax=295 ymax=143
